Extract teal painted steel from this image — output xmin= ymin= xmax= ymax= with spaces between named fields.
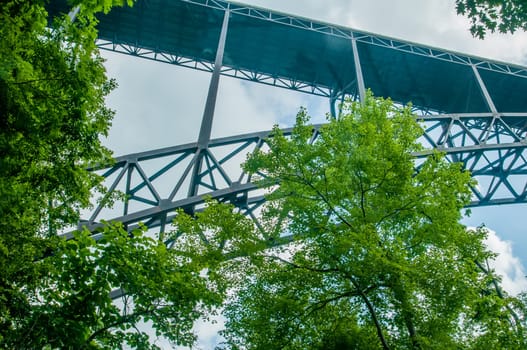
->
xmin=46 ymin=0 xmax=527 ymax=233
xmin=47 ymin=0 xmax=527 ymax=112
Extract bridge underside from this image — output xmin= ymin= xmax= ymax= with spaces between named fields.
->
xmin=84 ymin=111 xmax=527 ymax=235
xmin=47 ymin=0 xmax=527 ymax=234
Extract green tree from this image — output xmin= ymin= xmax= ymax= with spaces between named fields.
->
xmin=456 ymin=0 xmax=527 ymax=38
xmin=13 ymin=218 xmax=234 ymax=349
xmin=220 ymin=94 xmax=526 ymax=349
xmin=0 ymin=0 xmax=118 ymax=344
xmin=0 ymin=1 xmax=235 ymax=348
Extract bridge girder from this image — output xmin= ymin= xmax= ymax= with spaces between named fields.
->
xmin=44 ymin=0 xmax=527 ymax=234
xmin=80 ymin=111 xmax=527 ymax=235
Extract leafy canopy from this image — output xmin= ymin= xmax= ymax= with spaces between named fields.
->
xmin=1 ymin=0 xmax=119 ymax=345
xmin=456 ymin=0 xmax=527 ymax=38
xmin=15 ymin=223 xmax=226 ymax=349
xmin=0 ymin=1 xmax=238 ymax=348
xmin=220 ymin=93 xmax=527 ymax=349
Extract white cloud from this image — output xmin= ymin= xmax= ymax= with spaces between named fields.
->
xmin=102 ymin=51 xmax=210 ymax=156
xmin=482 ymin=227 xmax=527 ymax=295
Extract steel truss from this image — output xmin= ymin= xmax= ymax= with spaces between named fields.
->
xmin=95 ymin=0 xmax=527 ymax=100
xmin=53 ymin=0 xmax=527 ymax=236
xmin=97 ymin=38 xmax=335 ymax=97
xmin=81 ymin=111 xmax=527 ymax=235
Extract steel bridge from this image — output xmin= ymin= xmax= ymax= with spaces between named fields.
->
xmin=50 ymin=0 xmax=527 ymax=235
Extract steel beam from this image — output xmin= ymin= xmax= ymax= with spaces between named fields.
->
xmin=76 ymin=112 xmax=527 ymax=239
xmin=197 ymin=9 xmax=230 ymax=148
xmin=472 ymin=65 xmax=498 ymax=114
xmin=189 ymin=9 xmax=230 ymax=199
xmin=351 ymin=35 xmax=366 ymax=102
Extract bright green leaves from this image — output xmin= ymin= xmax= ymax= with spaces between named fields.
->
xmin=245 ymin=93 xmax=425 ymax=242
xmin=222 ymin=93 xmax=527 ymax=349
xmin=171 ymin=200 xmax=266 ymax=296
xmin=172 ymin=200 xmax=262 ymax=261
xmin=0 ymin=0 xmax=131 ymax=347
xmin=0 ymin=0 xmax=115 ymax=237
xmin=455 ymin=0 xmax=527 ymax=38
xmin=69 ymin=0 xmax=135 ymax=15
xmin=0 ymin=1 xmax=245 ymax=348
xmin=0 ymin=0 xmax=116 ymax=343
xmin=17 ymin=222 xmax=226 ymax=349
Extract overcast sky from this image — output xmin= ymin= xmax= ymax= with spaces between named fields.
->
xmin=100 ymin=1 xmax=527 ymax=347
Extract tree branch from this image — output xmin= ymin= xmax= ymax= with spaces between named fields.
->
xmin=83 ymin=312 xmax=145 ymax=347
xmin=304 ymin=289 xmax=360 ymax=317
xmin=303 ymin=176 xmax=358 ymax=231
xmin=475 ymin=259 xmax=523 ymax=331
xmin=262 ymin=254 xmax=340 ymax=274
xmin=349 ymin=277 xmax=391 ymax=350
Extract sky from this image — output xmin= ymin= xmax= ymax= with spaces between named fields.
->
xmin=99 ymin=0 xmax=527 ymax=347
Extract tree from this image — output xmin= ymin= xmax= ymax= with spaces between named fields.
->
xmin=219 ymin=94 xmax=527 ymax=349
xmin=13 ymin=211 xmax=247 ymax=349
xmin=0 ymin=1 xmax=235 ymax=348
xmin=455 ymin=0 xmax=527 ymax=38
xmin=0 ymin=0 xmax=118 ymax=344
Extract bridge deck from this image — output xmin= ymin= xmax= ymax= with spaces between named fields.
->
xmin=48 ymin=0 xmax=527 ymax=114
xmin=45 ymin=0 xmax=527 ymax=233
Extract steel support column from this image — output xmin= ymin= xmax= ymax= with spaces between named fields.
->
xmin=351 ymin=35 xmax=366 ymax=102
xmin=189 ymin=9 xmax=230 ymax=198
xmin=197 ymin=9 xmax=230 ymax=147
xmin=329 ymin=90 xmax=345 ymax=119
xmin=472 ymin=65 xmax=498 ymax=114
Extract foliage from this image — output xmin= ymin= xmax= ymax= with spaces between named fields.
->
xmin=0 ymin=0 xmax=234 ymax=348
xmin=0 ymin=0 xmax=118 ymax=344
xmin=456 ymin=0 xmax=527 ymax=38
xmin=219 ymin=93 xmax=527 ymax=349
xmin=2 ymin=198 xmax=247 ymax=348
xmin=172 ymin=199 xmax=264 ymax=262
xmin=8 ymin=222 xmax=225 ymax=349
